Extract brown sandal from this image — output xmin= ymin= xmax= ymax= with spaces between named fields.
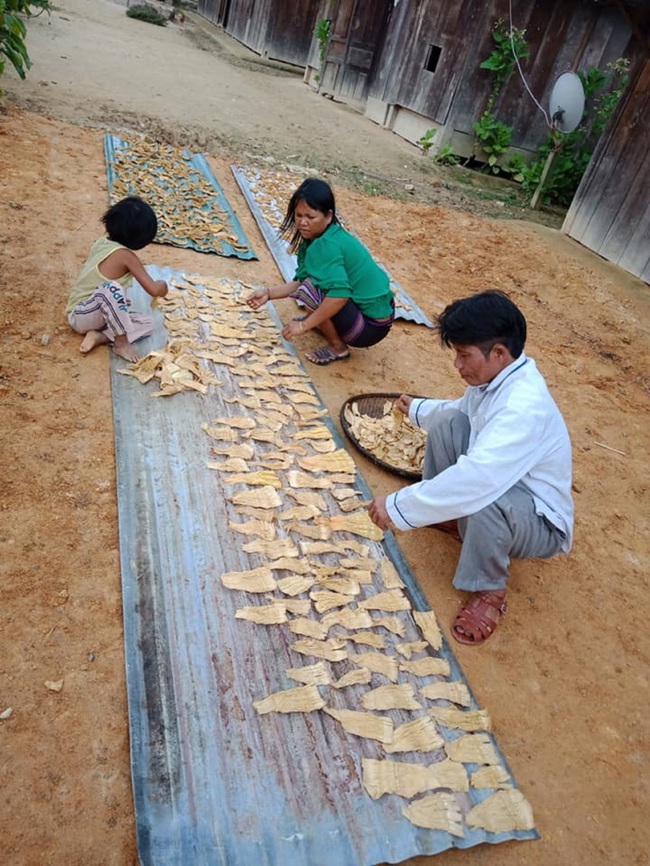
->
xmin=452 ymin=591 xmax=507 ymax=645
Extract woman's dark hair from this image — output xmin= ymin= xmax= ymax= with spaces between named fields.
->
xmin=436 ymin=289 xmax=527 ymax=358
xmin=102 ymin=196 xmax=158 ymax=250
xmin=279 ymin=177 xmax=339 ymax=250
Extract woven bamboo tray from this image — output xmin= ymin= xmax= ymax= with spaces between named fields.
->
xmin=340 ymin=393 xmax=424 ymax=481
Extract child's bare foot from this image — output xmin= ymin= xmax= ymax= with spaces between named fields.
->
xmin=79 ymin=330 xmax=109 ymax=354
xmin=113 ymin=335 xmax=140 ymax=363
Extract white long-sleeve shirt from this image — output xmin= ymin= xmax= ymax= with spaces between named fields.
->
xmin=385 ymin=353 xmax=574 ymax=551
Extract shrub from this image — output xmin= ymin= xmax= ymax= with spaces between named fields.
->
xmin=126 ymin=4 xmax=168 ymax=26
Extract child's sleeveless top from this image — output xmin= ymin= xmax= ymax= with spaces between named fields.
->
xmin=66 ymin=237 xmax=131 ymax=313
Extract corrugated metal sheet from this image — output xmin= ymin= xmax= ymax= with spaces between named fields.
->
xmin=231 ymin=165 xmax=434 ymax=328
xmin=112 ymin=266 xmax=536 ymax=865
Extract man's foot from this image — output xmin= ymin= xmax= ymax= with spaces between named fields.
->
xmin=79 ymin=330 xmax=109 ymax=354
xmin=305 ymin=344 xmax=350 ymax=365
xmin=113 ymin=336 xmax=140 ymax=363
xmin=452 ymin=590 xmax=507 ymax=646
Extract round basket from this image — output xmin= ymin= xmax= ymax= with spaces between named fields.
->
xmin=340 ymin=393 xmax=424 ymax=481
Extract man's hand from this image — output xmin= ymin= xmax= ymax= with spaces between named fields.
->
xmin=368 ymin=495 xmax=391 ymax=530
xmin=395 ymin=394 xmax=414 ymax=415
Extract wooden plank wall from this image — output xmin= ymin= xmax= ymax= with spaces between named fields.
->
xmin=363 ymin=0 xmax=640 ymax=152
xmin=563 ymin=58 xmax=650 ymax=283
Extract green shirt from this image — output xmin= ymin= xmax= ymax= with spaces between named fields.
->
xmin=294 ymin=223 xmax=393 ymax=320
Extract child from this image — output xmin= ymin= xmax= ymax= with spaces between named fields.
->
xmin=246 ymin=178 xmax=394 ymax=365
xmin=66 ymin=196 xmax=168 ymax=362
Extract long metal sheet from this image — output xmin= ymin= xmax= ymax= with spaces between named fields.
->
xmin=231 ymin=165 xmax=434 ymax=327
xmin=112 ymin=267 xmax=537 ymax=865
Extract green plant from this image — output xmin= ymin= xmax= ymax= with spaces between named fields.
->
xmin=126 ymin=4 xmax=168 ymax=26
xmin=522 ymin=57 xmax=630 ymax=206
xmin=473 ymin=111 xmax=513 ymax=172
xmin=0 ymin=0 xmax=50 ymax=88
xmin=417 ymin=128 xmax=437 ymax=153
xmin=313 ymin=16 xmax=331 ymax=83
xmin=503 ymin=152 xmax=526 ymax=182
xmin=480 ymin=19 xmax=529 ymax=115
xmin=433 ymin=144 xmax=460 ymax=166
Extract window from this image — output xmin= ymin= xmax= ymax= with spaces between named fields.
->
xmin=425 ymin=44 xmax=441 ymax=73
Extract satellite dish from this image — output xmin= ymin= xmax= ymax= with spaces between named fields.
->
xmin=549 ymin=72 xmax=585 ymax=133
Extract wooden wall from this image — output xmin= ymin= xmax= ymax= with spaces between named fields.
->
xmin=563 ymin=58 xmax=650 ymax=283
xmin=197 ymin=0 xmax=320 ymax=67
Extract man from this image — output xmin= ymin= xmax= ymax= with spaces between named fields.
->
xmin=368 ymin=290 xmax=573 ymax=645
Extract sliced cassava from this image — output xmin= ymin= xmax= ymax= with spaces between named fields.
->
xmin=470 ymin=765 xmax=512 ymax=790
xmin=351 ymin=651 xmax=399 ymax=682
xmin=362 ymin=757 xmax=469 ymax=800
xmin=445 ymin=733 xmax=500 ymax=766
xmin=220 ymin=566 xmax=276 ymax=593
xmin=361 ymin=683 xmax=422 ymax=712
xmin=402 ymin=792 xmax=464 ymax=837
xmin=288 ymin=617 xmax=328 ymax=640
xmin=228 ymin=486 xmax=282 ymax=509
xmin=413 ymin=609 xmax=444 ymax=651
xmin=384 ymin=716 xmax=444 ymax=754
xmin=242 ymin=538 xmax=299 ymax=558
xmin=320 ymin=607 xmax=373 ymax=632
xmin=320 ymin=512 xmax=383 ymax=541
xmin=310 ymin=590 xmax=356 ymax=613
xmin=395 ymin=641 xmax=429 ymax=660
xmin=372 ymin=615 xmax=407 ymax=637
xmin=324 ymin=707 xmax=393 ymax=744
xmin=253 ymin=684 xmax=325 ymax=715
xmin=228 ymin=519 xmax=276 ymax=541
xmin=235 ymin=603 xmax=287 ymax=625
xmin=380 ymin=556 xmax=405 ymax=590
xmin=399 ymin=657 xmax=451 ymax=678
xmin=428 ymin=707 xmax=492 ymax=733
xmin=331 ymin=668 xmax=372 ymax=689
xmin=345 ymin=632 xmax=386 ymax=649
xmin=286 ymin=662 xmax=332 ymax=686
xmin=420 ymin=682 xmax=472 ymax=707
xmin=291 ymin=638 xmax=348 ymax=662
xmin=277 ymin=575 xmax=316 ymax=596
xmin=466 ymin=789 xmax=535 ymax=833
xmin=359 ymin=590 xmax=411 ymax=612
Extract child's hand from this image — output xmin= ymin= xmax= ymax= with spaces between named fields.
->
xmin=154 ymin=279 xmax=168 ymax=297
xmin=246 ymin=288 xmax=270 ymax=310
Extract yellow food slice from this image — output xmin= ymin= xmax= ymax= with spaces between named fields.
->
xmin=242 ymin=538 xmax=299 ymax=558
xmin=316 ymin=576 xmax=361 ymax=596
xmin=253 ymin=684 xmax=326 ymax=715
xmin=291 ymin=638 xmax=348 ymax=662
xmin=211 ymin=443 xmax=255 ymax=459
xmin=372 ymin=616 xmax=407 ymax=637
xmin=287 ymin=470 xmax=332 ymax=490
xmin=310 ymin=590 xmax=356 ymax=613
xmin=320 ymin=608 xmax=373 ymax=632
xmin=445 ymin=734 xmax=500 ymax=766
xmin=361 ymin=683 xmax=422 ymax=712
xmin=268 ymin=557 xmax=311 ymax=574
xmin=228 ymin=486 xmax=282 ymax=509
xmin=402 ymin=792 xmax=464 ymax=836
xmin=420 ymin=682 xmax=472 ymax=707
xmin=287 ymin=490 xmax=327 ymax=509
xmin=324 ymin=707 xmax=394 ymax=744
xmin=331 ymin=668 xmax=372 ymax=689
xmin=282 ymin=599 xmax=311 ymax=616
xmin=235 ymin=603 xmax=287 ymax=625
xmin=395 ymin=641 xmax=429 ymax=659
xmin=220 ymin=566 xmax=276 ymax=592
xmin=362 ymin=757 xmax=469 ymax=799
xmin=320 ymin=512 xmax=383 ymax=541
xmin=298 ymin=450 xmax=356 ymax=474
xmin=466 ymin=789 xmax=535 ymax=833
xmin=345 ymin=631 xmax=386 ymax=649
xmin=288 ymin=617 xmax=328 ymax=640
xmin=286 ymin=662 xmax=332 ymax=686
xmin=384 ymin=716 xmax=444 ymax=754
xmin=470 ymin=765 xmax=512 ymax=790
xmin=399 ymin=657 xmax=451 ymax=678
xmin=208 ymin=458 xmax=249 ymax=473
xmin=380 ymin=557 xmax=405 ymax=590
xmin=289 ymin=521 xmax=332 ymax=541
xmin=228 ymin=519 xmax=276 ymax=541
xmin=413 ymin=609 xmax=444 ymax=651
xmin=351 ymin=651 xmax=399 ymax=682
xmin=212 ymin=415 xmax=256 ymax=429
xmin=224 ymin=470 xmax=282 ymax=488
xmin=359 ymin=590 xmax=411 ymax=612
xmin=429 ymin=707 xmax=492 ymax=733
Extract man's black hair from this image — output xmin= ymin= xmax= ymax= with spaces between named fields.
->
xmin=280 ymin=177 xmax=340 ymax=250
xmin=436 ymin=289 xmax=527 ymax=358
xmin=102 ymin=196 xmax=157 ymax=250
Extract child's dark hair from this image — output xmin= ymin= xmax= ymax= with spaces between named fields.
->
xmin=280 ymin=177 xmax=339 ymax=250
xmin=102 ymin=196 xmax=158 ymax=250
xmin=436 ymin=290 xmax=527 ymax=358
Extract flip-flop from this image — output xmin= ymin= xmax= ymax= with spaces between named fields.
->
xmin=305 ymin=345 xmax=351 ymax=365
xmin=452 ymin=591 xmax=507 ymax=645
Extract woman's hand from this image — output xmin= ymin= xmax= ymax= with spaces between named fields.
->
xmin=395 ymin=394 xmax=414 ymax=415
xmin=282 ymin=319 xmax=304 ymax=342
xmin=246 ymin=287 xmax=269 ymax=310
xmin=368 ymin=496 xmax=391 ymax=530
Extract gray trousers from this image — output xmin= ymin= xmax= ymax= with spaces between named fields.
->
xmin=424 ymin=410 xmax=566 ymax=592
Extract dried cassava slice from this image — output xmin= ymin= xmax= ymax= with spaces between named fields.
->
xmin=253 ymin=684 xmax=326 ymax=715
xmin=268 ymin=557 xmax=311 ymax=574
xmin=332 ymin=668 xmax=372 ymax=689
xmin=331 ymin=488 xmax=362 ymax=502
xmin=290 ymin=521 xmax=332 ymax=541
xmin=300 ymin=540 xmax=370 ymax=557
xmin=229 ymin=486 xmax=282 ymax=509
xmin=384 ymin=716 xmax=444 ymax=753
xmin=399 ymin=657 xmax=451 ymax=678
xmin=402 ymin=792 xmax=464 ymax=837
xmin=298 ymin=450 xmax=356 ymax=474
xmin=466 ymin=789 xmax=535 ymax=832
xmin=252 ymin=452 xmax=293 ymax=469
xmin=429 ymin=707 xmax=492 ymax=733
xmin=235 ymin=506 xmax=276 ymax=522
xmin=379 ymin=556 xmax=405 ymax=590
xmin=470 ymin=765 xmax=512 ymax=790
xmin=242 ymin=538 xmax=299 ymax=558
xmin=320 ymin=512 xmax=383 ymax=541
xmin=351 ymin=652 xmax=399 ymax=682
xmin=287 ymin=490 xmax=327 ymax=509
xmin=413 ymin=610 xmax=444 ymax=651
xmin=292 ymin=638 xmax=348 ymax=662
xmin=228 ymin=519 xmax=276 ymax=541
xmin=208 ymin=458 xmax=249 ymax=473
xmin=361 ymin=683 xmax=422 ymax=712
xmin=202 ymin=424 xmax=239 ymax=442
xmin=362 ymin=757 xmax=469 ymax=800
xmin=317 ymin=577 xmax=361 ymax=596
xmin=359 ymin=590 xmax=411 ymax=612
xmin=420 ymin=682 xmax=472 ymax=707
xmin=310 ymin=590 xmax=356 ymax=613
xmin=213 ymin=415 xmax=256 ymax=429
xmin=287 ymin=470 xmax=332 ymax=490
xmin=320 ymin=608 xmax=373 ymax=632
xmin=221 ymin=566 xmax=276 ymax=593
xmin=286 ymin=662 xmax=332 ymax=686
xmin=294 ymin=425 xmax=333 ymax=441
xmin=288 ymin=617 xmax=328 ymax=640
xmin=324 ymin=707 xmax=393 ymax=744
xmin=224 ymin=470 xmax=282 ymax=488
xmin=345 ymin=632 xmax=386 ymax=649
xmin=445 ymin=734 xmax=500 ymax=766
xmin=211 ymin=443 xmax=255 ymax=459
xmin=235 ymin=603 xmax=287 ymax=625
xmin=395 ymin=641 xmax=429 ymax=660
xmin=283 ymin=599 xmax=311 ymax=616
xmin=311 ymin=439 xmax=337 ymax=453
xmin=372 ymin=616 xmax=407 ymax=637
xmin=337 ymin=568 xmax=373 ymax=585
xmin=277 ymin=575 xmax=316 ymax=596
xmin=277 ymin=503 xmax=320 ymax=521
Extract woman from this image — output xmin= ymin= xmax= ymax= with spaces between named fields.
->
xmin=246 ymin=178 xmax=394 ymax=365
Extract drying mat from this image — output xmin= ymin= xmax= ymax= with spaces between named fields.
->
xmin=111 ymin=266 xmax=537 ymax=866
xmin=104 ymin=135 xmax=257 ymax=258
xmin=231 ymin=164 xmax=434 ymax=327
xmin=341 ymin=393 xmax=426 ymax=481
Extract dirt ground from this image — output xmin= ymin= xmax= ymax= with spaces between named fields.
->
xmin=1 ymin=1 xmax=649 ymax=864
